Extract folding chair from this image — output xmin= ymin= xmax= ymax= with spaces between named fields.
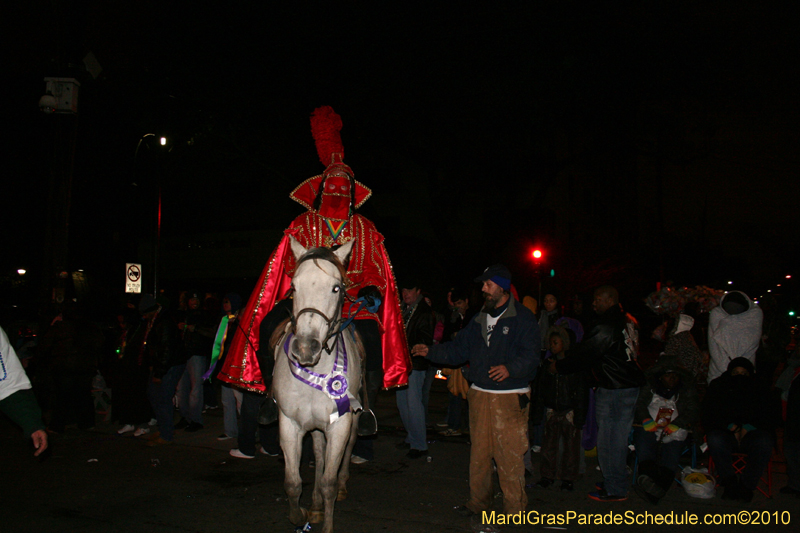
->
xmin=708 ymin=453 xmax=773 ymax=498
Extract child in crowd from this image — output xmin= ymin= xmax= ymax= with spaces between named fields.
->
xmin=533 ymin=326 xmax=587 ymax=491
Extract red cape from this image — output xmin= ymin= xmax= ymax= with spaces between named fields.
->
xmin=218 ymin=219 xmax=410 ymax=392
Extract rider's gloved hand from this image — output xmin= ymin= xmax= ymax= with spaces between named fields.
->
xmin=357 ymin=286 xmax=382 ymax=313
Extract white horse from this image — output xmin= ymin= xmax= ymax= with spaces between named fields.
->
xmin=272 ymin=236 xmax=363 ymax=533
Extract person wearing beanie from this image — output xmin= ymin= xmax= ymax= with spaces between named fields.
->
xmin=412 ymin=263 xmax=540 ymax=520
xmin=702 ymin=357 xmax=776 ymax=502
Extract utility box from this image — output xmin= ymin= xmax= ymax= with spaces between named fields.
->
xmin=44 ymin=77 xmax=80 ymax=114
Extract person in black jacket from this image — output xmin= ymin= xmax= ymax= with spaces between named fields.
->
xmin=553 ymin=285 xmax=646 ymax=502
xmin=703 ymin=357 xmax=774 ymax=502
xmin=632 ymin=355 xmax=699 ymax=504
xmin=141 ymin=295 xmax=186 ymax=446
xmin=174 ymin=291 xmax=216 ymax=432
xmin=396 ymin=280 xmax=435 ymax=459
xmin=534 ymin=325 xmax=587 ymax=492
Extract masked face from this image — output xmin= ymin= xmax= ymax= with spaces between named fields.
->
xmin=318 ymin=175 xmax=351 ymax=219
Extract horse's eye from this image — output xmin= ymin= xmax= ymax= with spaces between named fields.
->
xmin=332 ymin=286 xmax=340 ymax=293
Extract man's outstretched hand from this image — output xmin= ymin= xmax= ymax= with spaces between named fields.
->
xmin=411 ymin=344 xmax=429 ymax=358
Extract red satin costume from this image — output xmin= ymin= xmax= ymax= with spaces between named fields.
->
xmin=218 ymin=107 xmax=410 ymax=392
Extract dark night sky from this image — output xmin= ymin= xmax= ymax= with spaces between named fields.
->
xmin=5 ymin=1 xmax=800 ymax=313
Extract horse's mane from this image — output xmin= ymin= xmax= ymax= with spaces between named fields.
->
xmin=296 ymin=246 xmax=350 ymax=285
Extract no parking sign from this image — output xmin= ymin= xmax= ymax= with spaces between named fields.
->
xmin=125 ymin=263 xmax=142 ymax=293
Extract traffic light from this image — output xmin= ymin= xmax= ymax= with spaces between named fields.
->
xmin=532 ymin=249 xmax=543 ymax=260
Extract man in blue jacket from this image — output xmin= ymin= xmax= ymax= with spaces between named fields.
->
xmin=412 ymin=264 xmax=540 ymax=518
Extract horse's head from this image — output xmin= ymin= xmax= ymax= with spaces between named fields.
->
xmin=288 ymin=236 xmax=355 ymax=366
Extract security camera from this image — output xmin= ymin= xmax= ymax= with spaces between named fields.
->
xmin=39 ymin=94 xmax=58 ymax=114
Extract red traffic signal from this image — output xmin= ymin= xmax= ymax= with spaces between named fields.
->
xmin=532 ymin=249 xmax=543 ymax=260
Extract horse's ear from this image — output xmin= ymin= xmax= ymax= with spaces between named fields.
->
xmin=333 ymin=238 xmax=356 ymax=266
xmin=289 ymin=235 xmax=307 ymax=261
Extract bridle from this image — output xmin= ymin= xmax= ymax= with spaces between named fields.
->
xmin=289 ymin=254 xmax=351 ymax=355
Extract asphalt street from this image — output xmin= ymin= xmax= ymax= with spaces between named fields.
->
xmin=2 ymin=379 xmax=798 ymax=533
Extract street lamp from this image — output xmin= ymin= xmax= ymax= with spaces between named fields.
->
xmin=17 ymin=269 xmax=26 ymax=275
xmin=134 ymin=133 xmax=167 ymax=297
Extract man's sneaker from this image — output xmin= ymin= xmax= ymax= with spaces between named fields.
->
xmin=229 ymin=448 xmax=255 ymax=459
xmin=133 ymin=427 xmax=151 ymax=437
xmin=148 ymin=418 xmax=158 ymax=426
xmin=217 ymin=434 xmax=234 ymax=441
xmin=439 ymin=428 xmax=462 ymax=436
xmin=350 ymin=454 xmax=369 ymax=465
xmin=204 ymin=404 xmax=219 ymax=410
xmin=535 ymin=477 xmax=554 ymax=489
xmin=588 ymin=489 xmax=627 ymax=502
xmin=174 ymin=418 xmax=189 ymax=430
xmin=184 ymin=422 xmax=204 ymax=432
xmin=406 ymin=449 xmax=427 ymax=459
xmin=531 ymin=445 xmax=542 ymax=453
xmin=259 ymin=446 xmax=280 ymax=457
xmin=117 ymin=424 xmax=135 ymax=435
xmin=436 ymin=421 xmax=449 ymax=428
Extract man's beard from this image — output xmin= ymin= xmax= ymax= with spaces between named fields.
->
xmin=482 ymin=292 xmax=500 ymax=312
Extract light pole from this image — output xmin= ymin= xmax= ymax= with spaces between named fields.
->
xmin=134 ymin=134 xmax=167 ymax=297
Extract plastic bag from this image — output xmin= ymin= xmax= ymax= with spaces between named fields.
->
xmin=681 ymin=466 xmax=715 ymax=499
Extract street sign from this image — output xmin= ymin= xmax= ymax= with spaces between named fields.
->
xmin=125 ymin=263 xmax=142 ymax=293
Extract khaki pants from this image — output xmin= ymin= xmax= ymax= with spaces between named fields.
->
xmin=466 ymin=388 xmax=530 ymax=515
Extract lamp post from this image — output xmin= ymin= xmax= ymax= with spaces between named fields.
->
xmin=134 ymin=134 xmax=167 ymax=297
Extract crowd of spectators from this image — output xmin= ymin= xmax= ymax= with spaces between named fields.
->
xmin=2 ymin=272 xmax=798 ymax=515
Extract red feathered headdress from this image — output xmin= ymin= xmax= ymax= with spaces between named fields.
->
xmin=290 ymin=106 xmax=372 ymax=210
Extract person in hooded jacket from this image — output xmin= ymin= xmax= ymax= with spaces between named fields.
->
xmin=707 ymin=291 xmax=763 ymax=384
xmin=533 ymin=325 xmax=587 ymax=492
xmin=632 ymin=355 xmax=699 ymax=504
xmin=702 ymin=357 xmax=775 ymax=502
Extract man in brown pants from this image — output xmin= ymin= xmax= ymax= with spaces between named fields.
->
xmin=412 ymin=264 xmax=540 ymax=518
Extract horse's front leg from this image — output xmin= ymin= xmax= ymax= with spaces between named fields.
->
xmin=279 ymin=413 xmax=307 ymax=526
xmin=337 ymin=411 xmax=360 ymax=502
xmin=309 ymin=430 xmax=327 ymax=524
xmin=319 ymin=414 xmax=353 ymax=533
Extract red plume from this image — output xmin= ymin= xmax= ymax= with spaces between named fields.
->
xmin=310 ymin=106 xmax=344 ymax=167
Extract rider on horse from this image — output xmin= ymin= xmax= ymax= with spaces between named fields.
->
xmin=218 ymin=106 xmax=410 ymax=398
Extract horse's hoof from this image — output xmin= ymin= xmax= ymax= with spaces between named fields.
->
xmin=308 ymin=510 xmax=324 ymax=523
xmin=289 ymin=507 xmax=308 ymax=525
xmin=337 ymin=489 xmax=348 ymax=501
xmin=357 ymin=409 xmax=377 ymax=436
